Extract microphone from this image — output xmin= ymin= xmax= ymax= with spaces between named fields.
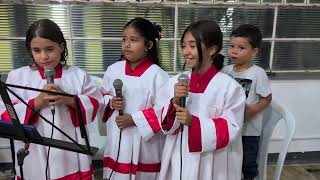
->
xmin=113 ymin=79 xmax=123 ymax=115
xmin=178 ymin=74 xmax=189 ymax=132
xmin=178 ymin=74 xmax=189 ymax=108
xmin=44 ymin=68 xmax=55 ymax=84
xmin=44 ymin=68 xmax=55 ymax=114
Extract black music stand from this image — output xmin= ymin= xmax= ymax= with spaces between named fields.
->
xmin=0 ymin=78 xmax=98 ymax=179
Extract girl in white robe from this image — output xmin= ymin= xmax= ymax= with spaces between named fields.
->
xmin=157 ymin=20 xmax=246 ymax=180
xmin=101 ymin=17 xmax=169 ymax=180
xmin=0 ymin=19 xmax=103 ymax=180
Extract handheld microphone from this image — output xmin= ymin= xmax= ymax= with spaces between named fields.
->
xmin=178 ymin=74 xmax=189 ymax=108
xmin=178 ymin=74 xmax=189 ymax=132
xmin=108 ymin=79 xmax=124 ymax=180
xmin=113 ymin=79 xmax=123 ymax=115
xmin=44 ymin=68 xmax=55 ymax=113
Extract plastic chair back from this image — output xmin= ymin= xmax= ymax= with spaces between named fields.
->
xmin=257 ymin=100 xmax=296 ymax=180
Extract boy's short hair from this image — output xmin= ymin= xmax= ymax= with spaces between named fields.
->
xmin=230 ymin=24 xmax=262 ymax=49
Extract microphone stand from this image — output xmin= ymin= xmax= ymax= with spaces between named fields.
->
xmin=0 ymin=74 xmax=16 ymax=176
xmin=0 ymin=80 xmax=29 ymax=180
xmin=0 ymin=81 xmax=98 ymax=179
xmin=17 ymin=143 xmax=29 ymax=180
xmin=74 ymin=96 xmax=92 ymax=155
xmin=3 ymin=83 xmax=88 ymax=153
xmin=9 ymin=139 xmax=16 ymax=176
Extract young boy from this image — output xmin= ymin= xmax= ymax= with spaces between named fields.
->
xmin=222 ymin=24 xmax=272 ymax=180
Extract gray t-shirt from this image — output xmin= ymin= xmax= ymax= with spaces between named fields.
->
xmin=222 ymin=64 xmax=272 ymax=136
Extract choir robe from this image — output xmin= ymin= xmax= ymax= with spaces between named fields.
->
xmin=101 ymin=59 xmax=169 ymax=180
xmin=157 ymin=66 xmax=246 ymax=180
xmin=0 ymin=64 xmax=103 ymax=180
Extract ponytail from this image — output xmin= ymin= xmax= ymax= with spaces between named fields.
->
xmin=153 ymin=22 xmax=162 ymax=40
xmin=213 ymin=54 xmax=224 ymax=70
xmin=146 ymin=22 xmax=162 ymax=66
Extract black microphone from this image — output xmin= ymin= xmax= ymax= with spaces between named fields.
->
xmin=178 ymin=74 xmax=189 ymax=108
xmin=113 ymin=79 xmax=123 ymax=115
xmin=44 ymin=68 xmax=55 ymax=114
xmin=178 ymin=74 xmax=189 ymax=133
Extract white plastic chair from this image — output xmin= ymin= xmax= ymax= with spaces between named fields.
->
xmin=257 ymin=100 xmax=296 ymax=180
xmin=86 ymin=75 xmax=107 ymax=160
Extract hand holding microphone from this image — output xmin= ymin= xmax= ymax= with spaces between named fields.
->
xmin=44 ymin=68 xmax=56 ymax=114
xmin=112 ymin=79 xmax=135 ymax=129
xmin=34 ymin=67 xmax=74 ymax=113
xmin=34 ymin=68 xmax=56 ymax=111
xmin=112 ymin=79 xmax=124 ymax=115
xmin=173 ymin=74 xmax=189 ymax=106
xmin=174 ymin=74 xmax=192 ymax=127
xmin=177 ymin=74 xmax=189 ymax=107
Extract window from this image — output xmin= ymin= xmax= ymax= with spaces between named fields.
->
xmin=0 ymin=3 xmax=320 ymax=76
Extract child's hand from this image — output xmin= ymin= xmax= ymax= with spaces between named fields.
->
xmin=244 ymin=104 xmax=256 ymax=121
xmin=44 ymin=84 xmax=75 ymax=108
xmin=173 ymin=82 xmax=189 ymax=105
xmin=173 ymin=103 xmax=192 ymax=126
xmin=34 ymin=84 xmax=52 ymax=110
xmin=245 ymin=95 xmax=272 ymax=121
xmin=111 ymin=96 xmax=124 ymax=111
xmin=115 ymin=113 xmax=135 ymax=129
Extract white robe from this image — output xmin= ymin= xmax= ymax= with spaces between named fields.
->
xmin=157 ymin=68 xmax=246 ymax=180
xmin=0 ymin=65 xmax=103 ymax=180
xmin=101 ymin=60 xmax=169 ymax=180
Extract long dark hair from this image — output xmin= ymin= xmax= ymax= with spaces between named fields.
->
xmin=123 ymin=17 xmax=162 ymax=66
xmin=26 ymin=19 xmax=68 ymax=65
xmin=181 ymin=20 xmax=224 ymax=70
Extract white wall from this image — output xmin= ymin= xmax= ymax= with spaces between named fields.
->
xmin=269 ymin=79 xmax=320 ymax=153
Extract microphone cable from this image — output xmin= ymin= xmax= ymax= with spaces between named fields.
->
xmin=179 ymin=65 xmax=186 ymax=180
xmin=180 ymin=127 xmax=183 ymax=180
xmin=108 ymin=79 xmax=124 ymax=180
xmin=45 ymin=111 xmax=55 ymax=180
xmin=107 ymin=129 xmax=122 ymax=180
xmin=107 ymin=108 xmax=123 ymax=180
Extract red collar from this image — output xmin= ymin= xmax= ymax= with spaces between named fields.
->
xmin=125 ymin=56 xmax=153 ymax=77
xmin=36 ymin=63 xmax=63 ymax=80
xmin=189 ymin=65 xmax=218 ymax=93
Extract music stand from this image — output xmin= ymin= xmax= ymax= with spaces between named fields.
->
xmin=0 ymin=79 xmax=98 ymax=179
